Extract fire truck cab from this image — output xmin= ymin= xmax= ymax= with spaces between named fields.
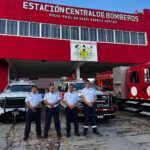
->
xmin=127 ymin=63 xmax=150 ymax=100
xmin=113 ymin=63 xmax=150 ymax=115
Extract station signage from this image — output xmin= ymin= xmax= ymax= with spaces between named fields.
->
xmin=23 ymin=1 xmax=139 ymax=24
xmin=70 ymin=41 xmax=98 ymax=62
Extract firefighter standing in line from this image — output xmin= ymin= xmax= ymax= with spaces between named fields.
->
xmin=23 ymin=85 xmax=42 ymax=141
xmin=43 ymin=84 xmax=62 ymax=138
xmin=63 ymin=84 xmax=80 ymax=138
xmin=81 ymin=80 xmax=100 ymax=136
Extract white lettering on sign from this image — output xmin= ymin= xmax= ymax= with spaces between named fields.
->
xmin=71 ymin=41 xmax=98 ymax=62
xmin=23 ymin=1 xmax=139 ymax=22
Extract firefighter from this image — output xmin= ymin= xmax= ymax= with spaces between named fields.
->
xmin=23 ymin=85 xmax=42 ymax=141
xmin=81 ymin=80 xmax=100 ymax=136
xmin=63 ymin=84 xmax=80 ymax=138
xmin=43 ymin=84 xmax=62 ymax=138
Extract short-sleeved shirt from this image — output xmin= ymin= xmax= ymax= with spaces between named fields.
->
xmin=63 ymin=91 xmax=80 ymax=106
xmin=25 ymin=93 xmax=42 ymax=107
xmin=81 ymin=87 xmax=96 ymax=103
xmin=44 ymin=92 xmax=61 ymax=108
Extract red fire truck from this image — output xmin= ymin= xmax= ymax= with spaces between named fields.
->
xmin=104 ymin=63 xmax=150 ymax=115
xmin=95 ymin=71 xmax=113 ymax=91
xmin=60 ymin=78 xmax=118 ymax=119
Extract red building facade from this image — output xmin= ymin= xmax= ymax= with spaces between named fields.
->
xmin=0 ymin=0 xmax=150 ymax=90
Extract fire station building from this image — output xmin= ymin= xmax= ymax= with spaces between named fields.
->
xmin=0 ymin=0 xmax=150 ymax=91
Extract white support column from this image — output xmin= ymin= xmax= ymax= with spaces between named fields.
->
xmin=76 ymin=65 xmax=80 ymax=80
xmin=74 ymin=62 xmax=85 ymax=81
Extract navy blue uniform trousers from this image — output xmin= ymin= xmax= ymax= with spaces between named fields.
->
xmin=44 ymin=106 xmax=61 ymax=136
xmin=65 ymin=107 xmax=79 ymax=133
xmin=83 ymin=103 xmax=97 ymax=128
xmin=24 ymin=107 xmax=41 ymax=138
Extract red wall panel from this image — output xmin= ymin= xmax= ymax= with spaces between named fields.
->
xmin=0 ymin=35 xmax=149 ymax=64
xmin=0 ymin=61 xmax=8 ymax=92
xmin=0 ymin=36 xmax=70 ymax=61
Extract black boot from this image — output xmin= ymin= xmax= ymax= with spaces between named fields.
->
xmin=83 ymin=128 xmax=88 ymax=136
xmin=23 ymin=136 xmax=28 ymax=141
xmin=75 ymin=131 xmax=80 ymax=136
xmin=43 ymin=134 xmax=48 ymax=139
xmin=66 ymin=132 xmax=71 ymax=138
xmin=93 ymin=128 xmax=100 ymax=135
xmin=57 ymin=131 xmax=62 ymax=137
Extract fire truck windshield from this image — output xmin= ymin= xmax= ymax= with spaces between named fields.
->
xmin=4 ymin=85 xmax=32 ymax=93
xmin=73 ymin=83 xmax=96 ymax=90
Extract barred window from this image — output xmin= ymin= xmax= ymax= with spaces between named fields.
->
xmin=62 ymin=26 xmax=70 ymax=39
xmin=81 ymin=27 xmax=89 ymax=41
xmin=30 ymin=23 xmax=39 ymax=37
xmin=19 ymin=22 xmax=29 ymax=36
xmin=90 ymin=28 xmax=97 ymax=41
xmin=123 ymin=31 xmax=130 ymax=44
xmin=51 ymin=24 xmax=60 ymax=38
xmin=7 ymin=20 xmax=18 ymax=35
xmin=106 ymin=30 xmax=114 ymax=42
xmin=131 ymin=32 xmax=138 ymax=44
xmin=41 ymin=24 xmax=51 ymax=38
xmin=115 ymin=30 xmax=123 ymax=43
xmin=98 ymin=29 xmax=106 ymax=42
xmin=71 ymin=27 xmax=79 ymax=40
xmin=0 ymin=19 xmax=6 ymax=34
xmin=138 ymin=32 xmax=146 ymax=45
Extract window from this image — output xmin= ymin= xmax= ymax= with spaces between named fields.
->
xmin=0 ymin=19 xmax=6 ymax=34
xmin=81 ymin=27 xmax=89 ymax=41
xmin=138 ymin=32 xmax=146 ymax=45
xmin=144 ymin=68 xmax=150 ymax=83
xmin=7 ymin=20 xmax=18 ymax=35
xmin=30 ymin=23 xmax=39 ymax=37
xmin=106 ymin=30 xmax=114 ymax=42
xmin=90 ymin=28 xmax=97 ymax=41
xmin=98 ymin=29 xmax=106 ymax=42
xmin=130 ymin=71 xmax=139 ymax=84
xmin=62 ymin=26 xmax=70 ymax=39
xmin=71 ymin=27 xmax=79 ymax=40
xmin=4 ymin=85 xmax=32 ymax=93
xmin=123 ymin=31 xmax=130 ymax=44
xmin=41 ymin=24 xmax=51 ymax=38
xmin=19 ymin=22 xmax=29 ymax=36
xmin=3 ymin=18 xmax=147 ymax=46
xmin=131 ymin=32 xmax=138 ymax=44
xmin=115 ymin=30 xmax=123 ymax=43
xmin=51 ymin=24 xmax=60 ymax=38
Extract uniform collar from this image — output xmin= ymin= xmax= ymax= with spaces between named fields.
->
xmin=31 ymin=92 xmax=37 ymax=95
xmin=49 ymin=91 xmax=55 ymax=94
xmin=85 ymin=87 xmax=91 ymax=90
